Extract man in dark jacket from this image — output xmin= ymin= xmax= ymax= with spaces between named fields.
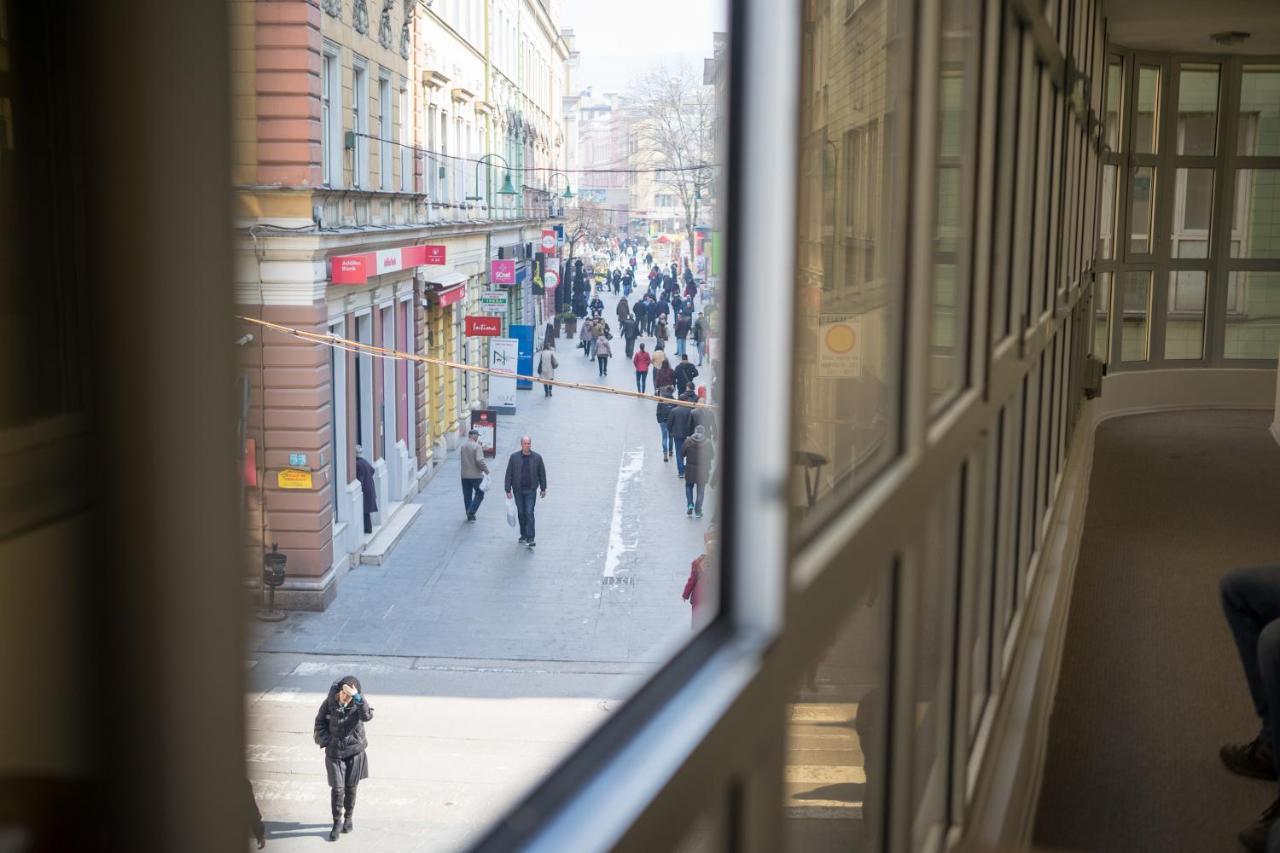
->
xmin=313 ymin=676 xmax=374 ymax=841
xmin=681 ymin=425 xmax=715 ymax=517
xmin=355 ymin=451 xmax=377 ymax=533
xmin=656 ymin=387 xmax=677 ymax=462
xmin=668 ymin=390 xmax=698 ymax=479
xmin=674 ymin=353 xmax=699 ymax=394
xmin=504 ymin=435 xmax=548 ymax=547
xmin=621 ymin=315 xmax=640 ymax=358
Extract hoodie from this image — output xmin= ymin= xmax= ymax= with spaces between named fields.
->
xmin=313 ymin=676 xmax=374 ymax=759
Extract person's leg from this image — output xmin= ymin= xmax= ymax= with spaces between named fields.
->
xmin=522 ymin=492 xmax=537 ymax=543
xmin=342 ymin=785 xmax=357 ymax=833
xmin=472 ymin=482 xmax=485 ymax=515
xmin=363 ymin=511 xmax=372 ymax=534
xmin=516 ymin=492 xmax=530 ymax=541
xmin=1222 ymin=566 xmax=1280 ymax=751
xmin=329 ymin=787 xmax=344 ymax=840
xmin=675 ymin=437 xmax=686 ymax=476
xmin=694 ymin=482 xmax=706 ymax=516
xmin=462 ymin=478 xmax=474 ymax=514
xmin=685 ymin=480 xmax=694 ymax=512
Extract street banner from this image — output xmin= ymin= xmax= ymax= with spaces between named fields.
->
xmin=818 ymin=314 xmax=862 ymax=378
xmin=541 ymin=229 xmax=557 ymax=253
xmin=511 ymin=324 xmax=534 ymax=390
xmin=480 ymin=290 xmax=507 ymax=316
xmin=465 ymin=315 xmax=502 ymax=336
xmin=489 ymin=337 xmax=518 ymax=413
xmin=490 ymin=259 xmax=516 ymax=285
xmin=470 ymin=409 xmax=498 ymax=458
xmin=531 ymin=254 xmax=545 ymax=296
xmin=545 ymin=268 xmax=559 ymax=290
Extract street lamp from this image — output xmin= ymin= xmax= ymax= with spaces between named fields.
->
xmin=548 ymin=171 xmax=574 ymax=199
xmin=466 ymin=153 xmax=518 ymax=202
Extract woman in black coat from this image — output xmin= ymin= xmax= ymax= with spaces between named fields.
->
xmin=313 ymin=676 xmax=374 ymax=841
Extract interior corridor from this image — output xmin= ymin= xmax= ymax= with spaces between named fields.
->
xmin=1036 ymin=410 xmax=1280 ymax=851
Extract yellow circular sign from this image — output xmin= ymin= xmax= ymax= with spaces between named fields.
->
xmin=824 ymin=324 xmax=856 ymax=354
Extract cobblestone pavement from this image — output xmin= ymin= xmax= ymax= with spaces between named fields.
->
xmin=246 ymin=287 xmax=717 ymax=851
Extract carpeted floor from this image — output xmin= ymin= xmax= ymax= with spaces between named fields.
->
xmin=1034 ymin=410 xmax=1280 ymax=852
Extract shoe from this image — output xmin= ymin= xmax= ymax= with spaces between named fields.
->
xmin=518 ymin=537 xmax=527 ymax=544
xmin=677 ymin=471 xmax=684 ymax=479
xmin=527 ymin=540 xmax=536 ymax=547
xmin=687 ymin=505 xmax=694 ymax=516
xmin=1239 ymin=796 xmax=1280 ymax=853
xmin=695 ymin=510 xmax=703 ymax=519
xmin=329 ymin=820 xmax=341 ymax=842
xmin=663 ymin=453 xmax=669 ymax=462
xmin=1222 ymin=737 xmax=1276 ymax=780
xmin=466 ymin=513 xmax=475 ymax=521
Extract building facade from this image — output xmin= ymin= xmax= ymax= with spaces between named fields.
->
xmin=232 ymin=0 xmax=572 ymax=609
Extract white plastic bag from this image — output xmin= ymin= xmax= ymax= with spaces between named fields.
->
xmin=505 ymin=494 xmax=518 ymax=527
xmin=479 ymin=472 xmax=491 ymax=493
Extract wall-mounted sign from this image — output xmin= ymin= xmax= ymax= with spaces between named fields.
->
xmin=490 ymin=259 xmax=516 ymax=285
xmin=277 ymin=468 xmax=314 ymax=490
xmin=480 ymin=290 xmax=508 ymax=315
xmin=288 ymin=452 xmax=307 ymax=467
xmin=817 ymin=314 xmax=861 ymax=378
xmin=465 ymin=315 xmax=502 ymax=336
xmin=545 ymin=269 xmax=559 ymax=290
xmin=489 ymin=337 xmax=518 ymax=413
xmin=470 ymin=409 xmax=498 ymax=458
xmin=330 ymin=244 xmax=447 ymax=284
xmin=540 ymin=229 xmax=557 ymax=253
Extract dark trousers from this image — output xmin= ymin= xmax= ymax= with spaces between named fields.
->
xmin=636 ymin=370 xmax=647 ymax=393
xmin=598 ymin=355 xmax=609 ymax=375
xmin=1221 ymin=565 xmax=1280 ymax=775
xmin=673 ymin=436 xmax=687 ymax=475
xmin=625 ymin=338 xmax=636 ymax=358
xmin=684 ymin=480 xmax=706 ymax=513
xmin=544 ymin=381 xmax=553 ymax=397
xmin=461 ymin=477 xmax=484 ymax=515
xmin=515 ymin=490 xmax=537 ymax=540
xmin=362 ymin=511 xmax=372 ymax=534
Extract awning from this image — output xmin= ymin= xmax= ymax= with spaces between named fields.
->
xmin=433 ymin=284 xmax=466 ymax=307
xmin=423 ymin=270 xmax=468 ymax=288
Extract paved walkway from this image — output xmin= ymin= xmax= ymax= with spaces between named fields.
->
xmin=246 ymin=286 xmax=717 ymax=851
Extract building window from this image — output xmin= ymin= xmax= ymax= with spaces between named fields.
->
xmin=379 ymin=73 xmax=392 ymax=191
xmin=322 ymin=48 xmax=341 ymax=187
xmin=427 ymin=103 xmax=438 ymax=199
xmin=400 ymin=82 xmax=412 ymax=192
xmin=353 ymin=61 xmax=368 ymax=188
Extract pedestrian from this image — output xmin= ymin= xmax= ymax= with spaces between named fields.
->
xmin=633 ymin=343 xmax=652 ymax=393
xmin=590 ymin=294 xmax=604 ymax=315
xmin=621 ymin=315 xmax=640 ymax=358
xmin=355 ymin=451 xmax=377 ymax=534
xmin=313 ymin=676 xmax=374 ymax=842
xmin=653 ymin=352 xmax=676 ymax=391
xmin=617 ymin=296 xmax=630 ymax=325
xmin=504 ymin=435 xmax=547 ymax=547
xmin=672 ymin=293 xmax=684 ymax=320
xmin=632 ymin=297 xmax=647 ymax=336
xmin=655 ymin=317 xmax=669 ymax=351
xmin=595 ymin=333 xmax=612 ymax=377
xmin=674 ymin=353 xmax=700 ymax=394
xmin=692 ymin=397 xmax=718 ymax=441
xmin=693 ymin=311 xmax=708 ymax=365
xmin=680 ymin=424 xmax=714 ymax=517
xmin=543 ymin=320 xmax=556 ymax=351
xmin=537 ymin=344 xmax=559 ymax=397
xmin=674 ymin=313 xmax=691 ymax=357
xmin=656 ymin=387 xmax=677 ymax=462
xmin=581 ymin=313 xmax=596 ymax=359
xmin=668 ymin=389 xmax=696 ymax=479
xmin=460 ymin=429 xmax=489 ymax=521
xmin=657 ymin=295 xmax=670 ymax=322
xmin=682 ymin=531 xmax=716 ymax=629
xmin=246 ymin=779 xmax=266 ymax=849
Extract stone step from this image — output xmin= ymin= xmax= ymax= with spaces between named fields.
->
xmin=359 ymin=503 xmax=423 ymax=565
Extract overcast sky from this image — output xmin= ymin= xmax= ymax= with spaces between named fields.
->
xmin=557 ymin=0 xmax=728 ymax=95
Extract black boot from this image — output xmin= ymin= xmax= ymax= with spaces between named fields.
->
xmin=328 ymin=787 xmax=343 ymax=841
xmin=342 ymin=786 xmax=356 ymax=834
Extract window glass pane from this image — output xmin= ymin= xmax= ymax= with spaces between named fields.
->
xmin=968 ymin=429 xmax=999 ymax=744
xmin=1231 ymin=169 xmax=1280 ymax=259
xmin=1119 ymin=270 xmax=1151 ymax=362
xmin=1176 ymin=64 xmax=1219 ymax=156
xmin=792 ymin=0 xmax=908 ymax=523
xmin=912 ymin=472 xmax=962 ymax=850
xmin=1098 ymin=164 xmax=1118 ymax=259
xmin=1093 ymin=272 xmax=1111 ymax=359
xmin=1238 ymin=65 xmax=1280 ymax=157
xmin=1165 ymin=271 xmax=1207 ymax=360
xmin=1104 ymin=57 xmax=1123 ymax=151
xmin=786 ymin=567 xmax=893 ymax=851
xmin=1225 ymin=272 xmax=1280 ymax=358
xmin=1134 ymin=65 xmax=1160 ymax=154
xmin=928 ymin=1 xmax=978 ymax=411
xmin=1171 ymin=168 xmax=1214 ymax=258
xmin=1127 ymin=166 xmax=1156 ymax=255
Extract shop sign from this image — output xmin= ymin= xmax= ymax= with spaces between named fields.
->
xmin=489 ymin=337 xmax=518 ymax=413
xmin=490 ymin=259 xmax=516 ymax=285
xmin=540 ymin=229 xmax=557 ymax=253
xmin=465 ymin=315 xmax=502 ymax=336
xmin=330 ymin=244 xmax=447 ymax=284
xmin=480 ymin=290 xmax=508 ymax=315
xmin=818 ymin=314 xmax=861 ymax=378
xmin=470 ymin=409 xmax=498 ymax=458
xmin=277 ymin=468 xmax=314 ymax=490
xmin=435 ymin=285 xmax=466 ymax=307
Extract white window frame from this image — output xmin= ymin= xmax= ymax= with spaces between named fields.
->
xmin=379 ymin=72 xmax=393 ymax=191
xmin=322 ymin=45 xmax=342 ymax=188
xmin=352 ymin=58 xmax=369 ymax=189
xmin=400 ymin=80 xmax=412 ymax=192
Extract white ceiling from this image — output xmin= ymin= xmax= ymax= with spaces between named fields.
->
xmin=1106 ymin=0 xmax=1280 ymax=55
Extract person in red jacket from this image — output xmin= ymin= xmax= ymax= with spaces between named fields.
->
xmin=682 ymin=531 xmax=717 ymax=629
xmin=633 ymin=343 xmax=652 ymax=393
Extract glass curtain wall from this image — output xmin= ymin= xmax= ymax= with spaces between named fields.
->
xmin=1094 ymin=53 xmax=1280 ymax=367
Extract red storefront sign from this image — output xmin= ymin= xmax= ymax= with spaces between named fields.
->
xmin=540 ymin=229 xmax=556 ymax=253
xmin=465 ymin=315 xmax=503 ymax=336
xmin=490 ymin=259 xmax=516 ymax=285
xmin=435 ymin=285 xmax=466 ymax=307
xmin=329 ymin=244 xmax=447 ymax=284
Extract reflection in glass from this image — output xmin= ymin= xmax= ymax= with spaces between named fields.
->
xmin=786 ymin=567 xmax=892 ymax=852
xmin=1238 ymin=66 xmax=1280 ymax=157
xmin=1093 ymin=272 xmax=1112 ymax=359
xmin=792 ymin=0 xmax=907 ymax=521
xmin=1165 ymin=271 xmax=1207 ymax=360
xmin=1134 ymin=65 xmax=1160 ymax=154
xmin=1128 ymin=167 xmax=1155 ymax=255
xmin=1099 ymin=164 xmax=1118 ymax=259
xmin=912 ymin=472 xmax=962 ymax=850
xmin=1231 ymin=170 xmax=1280 ymax=259
xmin=1171 ymin=168 xmax=1213 ymax=258
xmin=1177 ymin=64 xmax=1219 ymax=156
xmin=928 ymin=2 xmax=977 ymax=411
xmin=1104 ymin=57 xmax=1123 ymax=151
xmin=1225 ymin=272 xmax=1280 ymax=359
xmin=1120 ymin=271 xmax=1151 ymax=362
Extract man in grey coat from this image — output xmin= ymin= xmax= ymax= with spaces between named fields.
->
xmin=460 ymin=429 xmax=490 ymax=521
xmin=504 ymin=435 xmax=548 ymax=547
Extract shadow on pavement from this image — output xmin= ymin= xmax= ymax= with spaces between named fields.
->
xmin=263 ymin=821 xmax=332 ymax=840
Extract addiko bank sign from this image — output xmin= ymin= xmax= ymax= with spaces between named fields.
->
xmin=330 ymin=244 xmax=447 ymax=284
